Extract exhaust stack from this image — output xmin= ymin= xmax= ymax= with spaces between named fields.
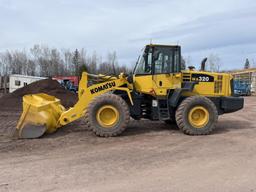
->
xmin=200 ymin=57 xmax=207 ymax=71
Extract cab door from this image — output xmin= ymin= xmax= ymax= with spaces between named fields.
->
xmin=152 ymin=46 xmax=182 ymax=96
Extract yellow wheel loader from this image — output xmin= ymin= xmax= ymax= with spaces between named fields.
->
xmin=16 ymin=44 xmax=244 ymax=138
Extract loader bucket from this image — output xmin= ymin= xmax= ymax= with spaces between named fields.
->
xmin=16 ymin=93 xmax=65 ymax=139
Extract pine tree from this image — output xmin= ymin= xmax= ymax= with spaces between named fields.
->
xmin=244 ymin=58 xmax=250 ymax=69
xmin=72 ymin=49 xmax=80 ymax=76
xmin=79 ymin=64 xmax=87 ymax=77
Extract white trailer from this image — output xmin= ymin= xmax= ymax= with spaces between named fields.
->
xmin=9 ymin=74 xmax=46 ymax=93
xmin=252 ymin=72 xmax=256 ymax=94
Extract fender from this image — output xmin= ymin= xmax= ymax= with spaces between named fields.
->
xmin=168 ymin=81 xmax=197 ymax=107
xmin=114 ymin=87 xmax=134 ymax=105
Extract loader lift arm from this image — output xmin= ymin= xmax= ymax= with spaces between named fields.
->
xmin=16 ymin=72 xmax=133 ymax=138
xmin=58 ymin=72 xmax=133 ymax=126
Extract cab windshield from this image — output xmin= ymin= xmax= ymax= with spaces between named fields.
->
xmin=134 ymin=47 xmax=152 ymax=75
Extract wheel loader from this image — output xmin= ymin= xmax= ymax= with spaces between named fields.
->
xmin=16 ymin=44 xmax=244 ymax=138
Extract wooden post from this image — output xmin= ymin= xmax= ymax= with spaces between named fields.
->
xmin=3 ymin=75 xmax=7 ymax=94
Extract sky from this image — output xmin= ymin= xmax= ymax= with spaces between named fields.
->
xmin=0 ymin=0 xmax=256 ymax=70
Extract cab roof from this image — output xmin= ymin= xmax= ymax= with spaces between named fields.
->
xmin=146 ymin=44 xmax=181 ymax=48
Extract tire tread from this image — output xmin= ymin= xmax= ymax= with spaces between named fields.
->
xmin=175 ymin=96 xmax=218 ymax=135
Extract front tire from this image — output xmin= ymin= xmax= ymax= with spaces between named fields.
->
xmin=175 ymin=96 xmax=218 ymax=135
xmin=85 ymin=94 xmax=130 ymax=137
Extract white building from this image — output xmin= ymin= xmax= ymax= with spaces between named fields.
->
xmin=9 ymin=74 xmax=46 ymax=93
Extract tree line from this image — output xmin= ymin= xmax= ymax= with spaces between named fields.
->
xmin=0 ymin=44 xmax=130 ymax=77
xmin=3 ymin=44 xmax=253 ymax=77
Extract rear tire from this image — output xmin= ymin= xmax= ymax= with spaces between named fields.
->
xmin=86 ymin=94 xmax=130 ymax=137
xmin=175 ymin=96 xmax=218 ymax=135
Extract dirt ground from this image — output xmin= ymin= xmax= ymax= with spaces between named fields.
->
xmin=0 ymin=97 xmax=255 ymax=192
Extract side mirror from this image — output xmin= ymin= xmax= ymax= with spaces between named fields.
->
xmin=127 ymin=72 xmax=133 ymax=83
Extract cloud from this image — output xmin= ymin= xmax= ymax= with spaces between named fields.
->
xmin=154 ymin=8 xmax=256 ymax=50
xmin=0 ymin=0 xmax=255 ymax=69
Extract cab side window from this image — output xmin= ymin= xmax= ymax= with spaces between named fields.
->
xmin=154 ymin=47 xmax=180 ymax=74
xmin=174 ymin=49 xmax=180 ymax=73
xmin=154 ymin=50 xmax=173 ymax=74
xmin=154 ymin=53 xmax=163 ymax=74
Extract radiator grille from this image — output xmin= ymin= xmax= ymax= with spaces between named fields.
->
xmin=182 ymin=73 xmax=191 ymax=82
xmin=214 ymin=75 xmax=223 ymax=93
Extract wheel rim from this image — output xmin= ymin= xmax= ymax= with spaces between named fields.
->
xmin=188 ymin=106 xmax=209 ymax=128
xmin=96 ymin=105 xmax=119 ymax=128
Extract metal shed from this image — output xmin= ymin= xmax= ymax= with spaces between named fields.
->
xmin=232 ymin=68 xmax=256 ymax=95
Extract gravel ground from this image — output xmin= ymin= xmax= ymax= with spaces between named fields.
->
xmin=0 ymin=97 xmax=255 ymax=192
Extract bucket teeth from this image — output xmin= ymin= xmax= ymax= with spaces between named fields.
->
xmin=18 ymin=125 xmax=46 ymax=139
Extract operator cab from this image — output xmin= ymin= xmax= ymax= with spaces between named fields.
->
xmin=134 ymin=44 xmax=182 ymax=75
